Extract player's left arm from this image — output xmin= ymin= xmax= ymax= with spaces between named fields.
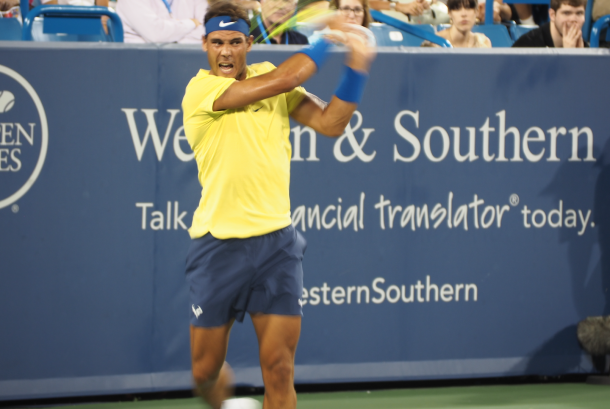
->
xmin=290 ymin=33 xmax=376 ymax=137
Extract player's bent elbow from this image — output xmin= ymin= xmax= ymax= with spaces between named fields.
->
xmin=320 ymin=124 xmax=344 ymax=138
xmin=314 ymin=118 xmax=349 ymax=137
xmin=329 ymin=117 xmax=354 ymax=137
xmin=325 ymin=128 xmax=344 ymax=137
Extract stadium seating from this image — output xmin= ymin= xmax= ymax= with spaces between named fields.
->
xmin=491 ymin=0 xmax=550 ymax=26
xmin=583 ymin=0 xmax=595 ymax=41
xmin=0 ymin=17 xmax=22 ymax=41
xmin=437 ymin=23 xmax=514 ymax=47
xmin=297 ymin=12 xmax=449 ymax=47
xmin=369 ymin=22 xmax=435 ymax=46
xmin=28 ymin=17 xmax=113 ymax=42
xmin=508 ymin=24 xmax=537 ymax=42
xmin=472 ymin=24 xmax=515 ymax=46
xmin=584 ymin=0 xmax=610 ymax=44
xmin=369 ymin=9 xmax=451 ymax=47
xmin=590 ymin=14 xmax=610 ymax=47
xmin=22 ymin=5 xmax=123 ymax=42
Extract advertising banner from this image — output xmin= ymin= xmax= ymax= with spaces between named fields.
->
xmin=1 ymin=43 xmax=609 ymax=400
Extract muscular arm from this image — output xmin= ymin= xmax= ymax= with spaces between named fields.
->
xmin=290 ymin=94 xmax=357 ymax=137
xmin=213 ymin=17 xmax=374 ymax=112
xmin=216 ymin=28 xmax=374 ymax=135
xmin=213 ymin=54 xmax=318 ymax=112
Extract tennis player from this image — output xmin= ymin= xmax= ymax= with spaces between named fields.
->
xmin=182 ymin=1 xmax=375 ymax=408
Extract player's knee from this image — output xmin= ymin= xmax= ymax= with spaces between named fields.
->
xmin=262 ymin=355 xmax=294 ymax=386
xmin=192 ymin=364 xmax=215 ymax=386
xmin=191 ymin=360 xmax=224 ymax=387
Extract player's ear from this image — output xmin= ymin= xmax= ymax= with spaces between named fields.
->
xmin=246 ymin=35 xmax=254 ymax=52
xmin=202 ymin=35 xmax=208 ymax=52
xmin=549 ymin=8 xmax=555 ymax=23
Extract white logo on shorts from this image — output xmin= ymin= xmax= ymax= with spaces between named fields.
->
xmin=192 ymin=304 xmax=203 ymax=318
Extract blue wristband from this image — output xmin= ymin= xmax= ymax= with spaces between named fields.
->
xmin=334 ymin=65 xmax=368 ymax=104
xmin=296 ymin=38 xmax=332 ymax=70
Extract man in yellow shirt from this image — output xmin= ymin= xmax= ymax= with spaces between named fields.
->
xmin=182 ymin=2 xmax=375 ymax=408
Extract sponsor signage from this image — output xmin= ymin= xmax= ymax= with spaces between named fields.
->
xmin=0 ymin=65 xmax=48 ymax=210
xmin=0 ymin=45 xmax=609 ymax=400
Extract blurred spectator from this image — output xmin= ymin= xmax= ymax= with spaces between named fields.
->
xmin=475 ymin=0 xmax=511 ymax=23
xmin=593 ymin=0 xmax=610 ymax=20
xmin=116 ymin=0 xmax=207 ymax=43
xmin=231 ymin=0 xmax=263 ymax=14
xmin=298 ymin=0 xmax=329 ymax=11
xmin=250 ymin=0 xmax=309 ymax=43
xmin=513 ymin=4 xmax=549 ymax=25
xmin=369 ymin=0 xmax=431 ymax=23
xmin=41 ymin=0 xmax=106 ymax=4
xmin=514 ymin=4 xmax=535 ymax=25
xmin=0 ymin=0 xmax=19 ymax=11
xmin=330 ymin=0 xmax=371 ymax=27
xmin=592 ymin=0 xmax=610 ymax=47
xmin=304 ymin=0 xmax=374 ymax=45
xmin=512 ymin=0 xmax=586 ymax=47
xmin=424 ymin=0 xmax=491 ymax=46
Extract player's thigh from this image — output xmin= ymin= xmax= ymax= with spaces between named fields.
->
xmin=190 ymin=321 xmax=234 ymax=379
xmin=186 ymin=234 xmax=253 ymax=328
xmin=250 ymin=314 xmax=301 ymax=370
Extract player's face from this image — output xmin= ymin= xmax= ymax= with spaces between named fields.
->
xmin=261 ymin=0 xmax=297 ymax=28
xmin=449 ymin=6 xmax=477 ymax=32
xmin=203 ymin=31 xmax=253 ymax=81
xmin=550 ymin=4 xmax=585 ymax=36
xmin=338 ymin=0 xmax=365 ymax=26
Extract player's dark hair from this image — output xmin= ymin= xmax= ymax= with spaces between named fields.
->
xmin=550 ymin=0 xmax=586 ymax=11
xmin=204 ymin=0 xmax=249 ymax=26
xmin=446 ymin=0 xmax=478 ymax=11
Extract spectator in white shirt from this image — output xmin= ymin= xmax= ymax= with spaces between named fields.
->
xmin=116 ymin=0 xmax=207 ymax=44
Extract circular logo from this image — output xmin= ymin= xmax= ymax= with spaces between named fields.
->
xmin=0 ymin=65 xmax=48 ymax=210
xmin=0 ymin=91 xmax=15 ymax=113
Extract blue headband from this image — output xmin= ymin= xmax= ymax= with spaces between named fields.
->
xmin=205 ymin=16 xmax=250 ymax=36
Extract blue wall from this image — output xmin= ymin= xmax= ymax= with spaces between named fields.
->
xmin=1 ymin=43 xmax=609 ymax=400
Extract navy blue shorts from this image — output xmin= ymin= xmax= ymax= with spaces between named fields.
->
xmin=186 ymin=225 xmax=307 ymax=327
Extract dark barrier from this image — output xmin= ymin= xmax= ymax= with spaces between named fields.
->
xmin=1 ymin=42 xmax=609 ymax=400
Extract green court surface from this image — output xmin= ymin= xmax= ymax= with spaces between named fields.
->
xmin=45 ymin=383 xmax=610 ymax=409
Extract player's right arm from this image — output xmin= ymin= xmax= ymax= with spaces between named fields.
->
xmin=212 ymin=53 xmax=319 ymax=112
xmin=212 ymin=16 xmax=354 ymax=112
xmin=213 ymin=29 xmax=375 ymax=116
